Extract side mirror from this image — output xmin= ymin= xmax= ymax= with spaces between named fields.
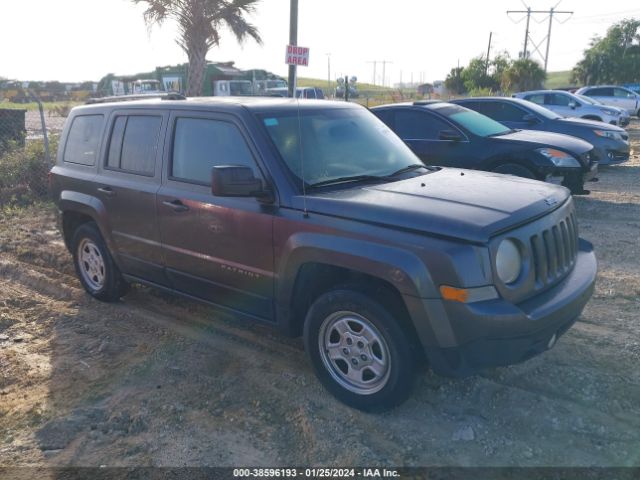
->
xmin=568 ymin=101 xmax=578 ymax=109
xmin=439 ymin=130 xmax=463 ymax=142
xmin=522 ymin=113 xmax=539 ymax=124
xmin=211 ymin=166 xmax=271 ymax=201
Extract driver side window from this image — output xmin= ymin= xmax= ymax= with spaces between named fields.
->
xmin=550 ymin=94 xmax=571 ymax=107
xmin=394 ymin=110 xmax=451 ymax=140
xmin=614 ymin=88 xmax=633 ymax=98
xmin=171 ymin=118 xmax=259 ymax=185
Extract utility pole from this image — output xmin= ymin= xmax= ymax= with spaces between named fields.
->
xmin=367 ymin=61 xmax=377 ymax=85
xmin=326 ymin=53 xmax=331 ymax=93
xmin=380 ymin=60 xmax=392 ymax=87
xmin=507 ymin=4 xmax=573 ymax=66
xmin=544 ymin=8 xmax=554 ymax=72
xmin=287 ymin=0 xmax=298 ymax=98
xmin=485 ymin=31 xmax=493 ymax=74
xmin=523 ymin=7 xmax=531 ymax=59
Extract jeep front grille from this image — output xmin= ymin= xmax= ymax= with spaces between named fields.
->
xmin=529 ymin=212 xmax=579 ymax=288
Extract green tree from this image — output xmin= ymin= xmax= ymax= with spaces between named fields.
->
xmin=445 ymin=67 xmax=466 ymax=95
xmin=132 ymin=0 xmax=262 ymax=96
xmin=448 ymin=52 xmax=512 ymax=95
xmin=502 ymin=59 xmax=546 ymax=93
xmin=461 ymin=56 xmax=498 ymax=92
xmin=571 ymin=19 xmax=640 ymax=85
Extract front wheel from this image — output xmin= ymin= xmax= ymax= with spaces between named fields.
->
xmin=562 ymin=174 xmax=589 ymax=195
xmin=303 ymin=289 xmax=415 ymax=411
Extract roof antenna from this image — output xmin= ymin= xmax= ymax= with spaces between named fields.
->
xmin=296 ymin=97 xmax=309 ymax=218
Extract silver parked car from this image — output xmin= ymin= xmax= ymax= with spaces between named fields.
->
xmin=575 ymin=85 xmax=640 ymax=117
xmin=513 ymin=90 xmax=629 ymax=127
xmin=576 ymin=95 xmax=631 ymax=127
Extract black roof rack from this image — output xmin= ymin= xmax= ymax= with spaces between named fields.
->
xmin=86 ymin=93 xmax=187 ymax=105
xmin=413 ymin=100 xmax=444 ymax=106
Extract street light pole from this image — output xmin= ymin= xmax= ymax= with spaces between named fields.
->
xmin=287 ymin=0 xmax=298 ymax=98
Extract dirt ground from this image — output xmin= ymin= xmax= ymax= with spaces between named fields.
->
xmin=1 ymin=121 xmax=639 ymax=468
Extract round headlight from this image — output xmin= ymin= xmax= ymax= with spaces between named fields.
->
xmin=496 ymin=239 xmax=522 ymax=284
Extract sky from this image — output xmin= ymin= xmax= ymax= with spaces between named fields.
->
xmin=1 ymin=0 xmax=640 ymax=85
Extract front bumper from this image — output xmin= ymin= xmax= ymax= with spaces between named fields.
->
xmin=424 ymin=239 xmax=597 ymax=377
xmin=593 ymin=141 xmax=631 ymax=165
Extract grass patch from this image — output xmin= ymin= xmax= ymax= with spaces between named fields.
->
xmin=0 ymin=100 xmax=81 ymax=112
xmin=545 ymin=71 xmax=575 ymax=89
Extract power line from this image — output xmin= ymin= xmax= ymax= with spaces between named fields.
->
xmin=507 ymin=3 xmax=573 ymax=72
xmin=572 ymin=9 xmax=640 ymax=21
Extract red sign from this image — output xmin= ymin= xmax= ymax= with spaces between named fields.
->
xmin=285 ymin=45 xmax=310 ymax=67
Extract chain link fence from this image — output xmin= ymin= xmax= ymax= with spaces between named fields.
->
xmin=0 ymin=94 xmax=69 ymax=205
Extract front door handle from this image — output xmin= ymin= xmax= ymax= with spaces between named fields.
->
xmin=97 ymin=186 xmax=116 ymax=197
xmin=162 ymin=199 xmax=189 ymax=213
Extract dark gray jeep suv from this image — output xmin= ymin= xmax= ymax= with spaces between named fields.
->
xmin=50 ymin=96 xmax=597 ymax=410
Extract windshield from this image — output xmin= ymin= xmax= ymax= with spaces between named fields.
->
xmin=431 ymin=104 xmax=511 ymax=137
xmin=520 ymin=100 xmax=561 ymax=120
xmin=230 ymin=81 xmax=252 ymax=96
xmin=258 ymin=107 xmax=422 ymax=187
xmin=577 ymin=94 xmax=598 ymax=105
xmin=267 ymin=80 xmax=287 ymax=89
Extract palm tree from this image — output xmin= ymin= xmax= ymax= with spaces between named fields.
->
xmin=133 ymin=0 xmax=262 ymax=96
xmin=501 ymin=59 xmax=546 ymax=93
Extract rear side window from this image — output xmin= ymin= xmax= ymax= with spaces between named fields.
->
xmin=63 ymin=115 xmax=104 ymax=165
xmin=586 ymin=87 xmax=613 ymax=97
xmin=106 ymin=115 xmax=162 ymax=175
xmin=524 ymin=94 xmax=545 ymax=105
xmin=171 ymin=118 xmax=257 ymax=184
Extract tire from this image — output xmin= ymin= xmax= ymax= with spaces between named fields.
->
xmin=491 ymin=163 xmax=537 ymax=179
xmin=303 ymin=289 xmax=415 ymax=411
xmin=561 ymin=175 xmax=589 ymax=195
xmin=72 ymin=222 xmax=129 ymax=302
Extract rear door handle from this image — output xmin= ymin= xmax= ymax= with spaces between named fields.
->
xmin=97 ymin=186 xmax=116 ymax=197
xmin=162 ymin=199 xmax=189 ymax=212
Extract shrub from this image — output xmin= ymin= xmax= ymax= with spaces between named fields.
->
xmin=0 ymin=137 xmax=58 ymax=206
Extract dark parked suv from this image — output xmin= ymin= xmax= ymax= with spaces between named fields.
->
xmin=50 ymin=96 xmax=597 ymax=410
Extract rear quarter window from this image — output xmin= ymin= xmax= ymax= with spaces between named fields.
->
xmin=105 ymin=115 xmax=162 ymax=176
xmin=63 ymin=114 xmax=104 ymax=165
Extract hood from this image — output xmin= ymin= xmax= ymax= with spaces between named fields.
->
xmin=497 ymin=129 xmax=593 ymax=155
xmin=558 ymin=116 xmax=626 ymax=132
xmin=294 ymin=168 xmax=571 ymax=244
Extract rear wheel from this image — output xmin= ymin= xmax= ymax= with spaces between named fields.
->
xmin=303 ymin=289 xmax=415 ymax=411
xmin=492 ymin=163 xmax=537 ymax=179
xmin=72 ymin=223 xmax=129 ymax=302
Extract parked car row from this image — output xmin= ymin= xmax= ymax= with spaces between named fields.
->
xmin=454 ymin=97 xmax=631 ymax=166
xmin=371 ymin=101 xmax=596 ymax=194
xmin=513 ymin=89 xmax=631 ymax=127
xmin=51 ymin=94 xmax=598 ymax=410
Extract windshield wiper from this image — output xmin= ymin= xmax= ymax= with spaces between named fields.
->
xmin=384 ymin=164 xmax=431 ymax=178
xmin=308 ymin=164 xmax=435 ymax=189
xmin=488 ymin=130 xmax=514 ymax=137
xmin=308 ymin=175 xmax=385 ymax=189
